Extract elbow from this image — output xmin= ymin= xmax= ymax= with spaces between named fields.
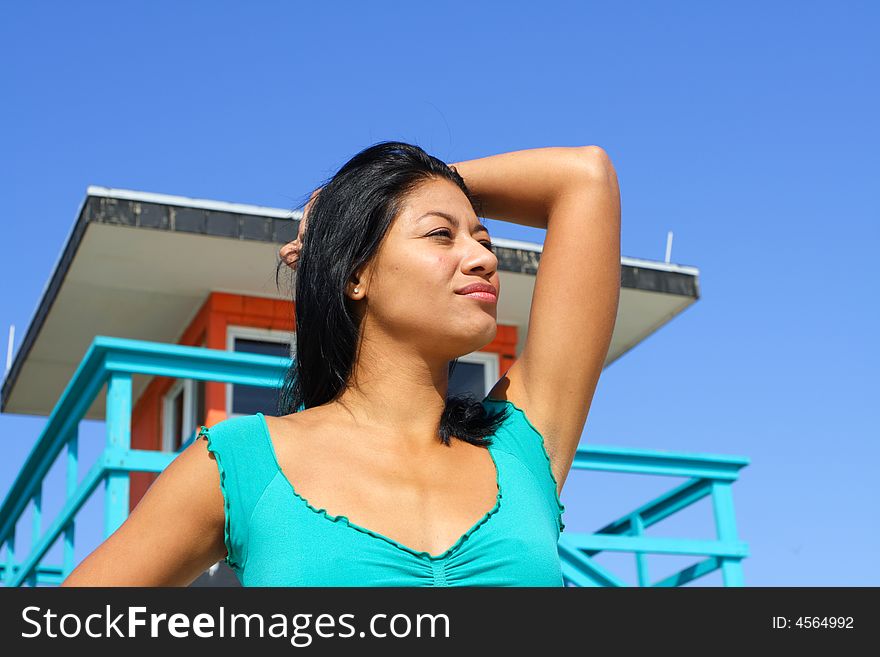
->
xmin=577 ymin=145 xmax=616 ymax=179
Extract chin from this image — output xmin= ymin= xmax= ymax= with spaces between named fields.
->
xmin=471 ymin=322 xmax=498 ymax=349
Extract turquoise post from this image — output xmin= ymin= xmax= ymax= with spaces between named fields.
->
xmin=104 ymin=372 xmax=132 ymax=538
xmin=4 ymin=530 xmax=14 ymax=586
xmin=62 ymin=429 xmax=79 ymax=579
xmin=28 ymin=483 xmax=42 ymax=586
xmin=631 ymin=512 xmax=650 ymax=586
xmin=712 ymin=481 xmax=745 ymax=586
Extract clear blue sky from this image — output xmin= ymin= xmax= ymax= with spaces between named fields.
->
xmin=1 ymin=1 xmax=877 ymax=586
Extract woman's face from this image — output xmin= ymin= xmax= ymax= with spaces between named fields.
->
xmin=354 ymin=178 xmax=501 ymax=360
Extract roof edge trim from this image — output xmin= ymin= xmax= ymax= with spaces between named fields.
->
xmin=86 ymin=186 xmax=300 ymax=220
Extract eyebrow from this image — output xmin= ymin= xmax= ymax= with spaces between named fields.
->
xmin=416 ymin=211 xmax=490 ymax=235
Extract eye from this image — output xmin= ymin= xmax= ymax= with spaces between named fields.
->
xmin=428 ymin=229 xmax=495 ymax=252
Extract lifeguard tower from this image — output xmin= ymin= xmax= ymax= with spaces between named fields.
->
xmin=0 ymin=186 xmax=749 ymax=586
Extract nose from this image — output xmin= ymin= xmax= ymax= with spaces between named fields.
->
xmin=462 ymin=240 xmax=498 ymax=278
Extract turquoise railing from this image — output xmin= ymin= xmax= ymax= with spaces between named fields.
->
xmin=558 ymin=447 xmax=749 ymax=586
xmin=0 ymin=336 xmax=749 ymax=587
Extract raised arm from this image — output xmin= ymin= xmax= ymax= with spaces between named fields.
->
xmin=61 ymin=435 xmax=228 ymax=587
xmin=450 ymin=146 xmax=621 ymax=495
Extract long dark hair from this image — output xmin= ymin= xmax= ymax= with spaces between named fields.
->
xmin=274 ymin=140 xmax=511 ymax=447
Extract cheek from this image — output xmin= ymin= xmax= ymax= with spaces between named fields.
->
xmin=384 ymin=253 xmax=457 ymax=302
xmin=438 ymin=253 xmax=462 ymax=271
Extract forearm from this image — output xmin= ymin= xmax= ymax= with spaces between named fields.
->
xmin=448 ymin=146 xmax=605 ymax=229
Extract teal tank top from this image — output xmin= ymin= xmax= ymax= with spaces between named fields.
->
xmin=197 ymin=396 xmax=566 ymax=587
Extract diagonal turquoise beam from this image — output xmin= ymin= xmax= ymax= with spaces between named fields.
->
xmin=0 ymin=563 xmax=65 ymax=586
xmin=590 ymin=478 xmax=714 ymax=545
xmin=652 ymin=556 xmax=723 ymax=587
xmin=8 ymin=447 xmax=178 ymax=587
xmin=9 ymin=455 xmax=106 ymax=586
xmin=0 ymin=349 xmax=108 ymax=551
xmin=558 ymin=538 xmax=625 ymax=587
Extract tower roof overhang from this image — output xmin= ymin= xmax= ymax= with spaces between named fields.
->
xmin=1 ymin=186 xmax=700 ymax=418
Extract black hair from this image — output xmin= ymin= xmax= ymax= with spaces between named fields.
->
xmin=274 ymin=140 xmax=511 ymax=447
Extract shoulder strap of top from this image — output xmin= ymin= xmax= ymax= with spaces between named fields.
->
xmin=482 ymin=396 xmax=566 ymax=535
xmin=198 ymin=414 xmax=279 ymax=571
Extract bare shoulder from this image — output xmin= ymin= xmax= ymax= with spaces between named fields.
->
xmin=262 ymin=405 xmax=330 ymax=442
xmin=178 ymin=431 xmax=228 ymax=518
xmin=129 ymin=434 xmax=229 ymax=555
xmin=260 ymin=405 xmax=344 ymax=465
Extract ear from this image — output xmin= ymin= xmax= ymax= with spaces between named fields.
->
xmin=348 ymin=278 xmax=361 ymax=299
xmin=349 ymin=255 xmax=379 ymax=299
xmin=348 ymin=269 xmax=367 ymax=299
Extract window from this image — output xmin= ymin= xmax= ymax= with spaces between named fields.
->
xmin=226 ymin=326 xmax=294 ymax=417
xmin=162 ymin=377 xmax=206 ymax=452
xmin=450 ymin=351 xmax=500 ymax=399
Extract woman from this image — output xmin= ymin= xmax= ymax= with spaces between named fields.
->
xmin=62 ymin=141 xmax=620 ymax=586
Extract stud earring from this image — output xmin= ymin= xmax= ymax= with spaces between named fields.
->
xmin=354 ymin=287 xmax=359 ymax=294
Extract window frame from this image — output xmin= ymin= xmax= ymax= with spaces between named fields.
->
xmin=161 ymin=378 xmax=193 ymax=452
xmin=225 ymin=325 xmax=295 ymax=419
xmin=453 ymin=350 xmax=500 ymax=397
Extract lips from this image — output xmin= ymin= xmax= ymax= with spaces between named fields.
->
xmin=455 ymin=282 xmax=498 ymax=296
xmin=455 ymin=282 xmax=498 ymax=304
